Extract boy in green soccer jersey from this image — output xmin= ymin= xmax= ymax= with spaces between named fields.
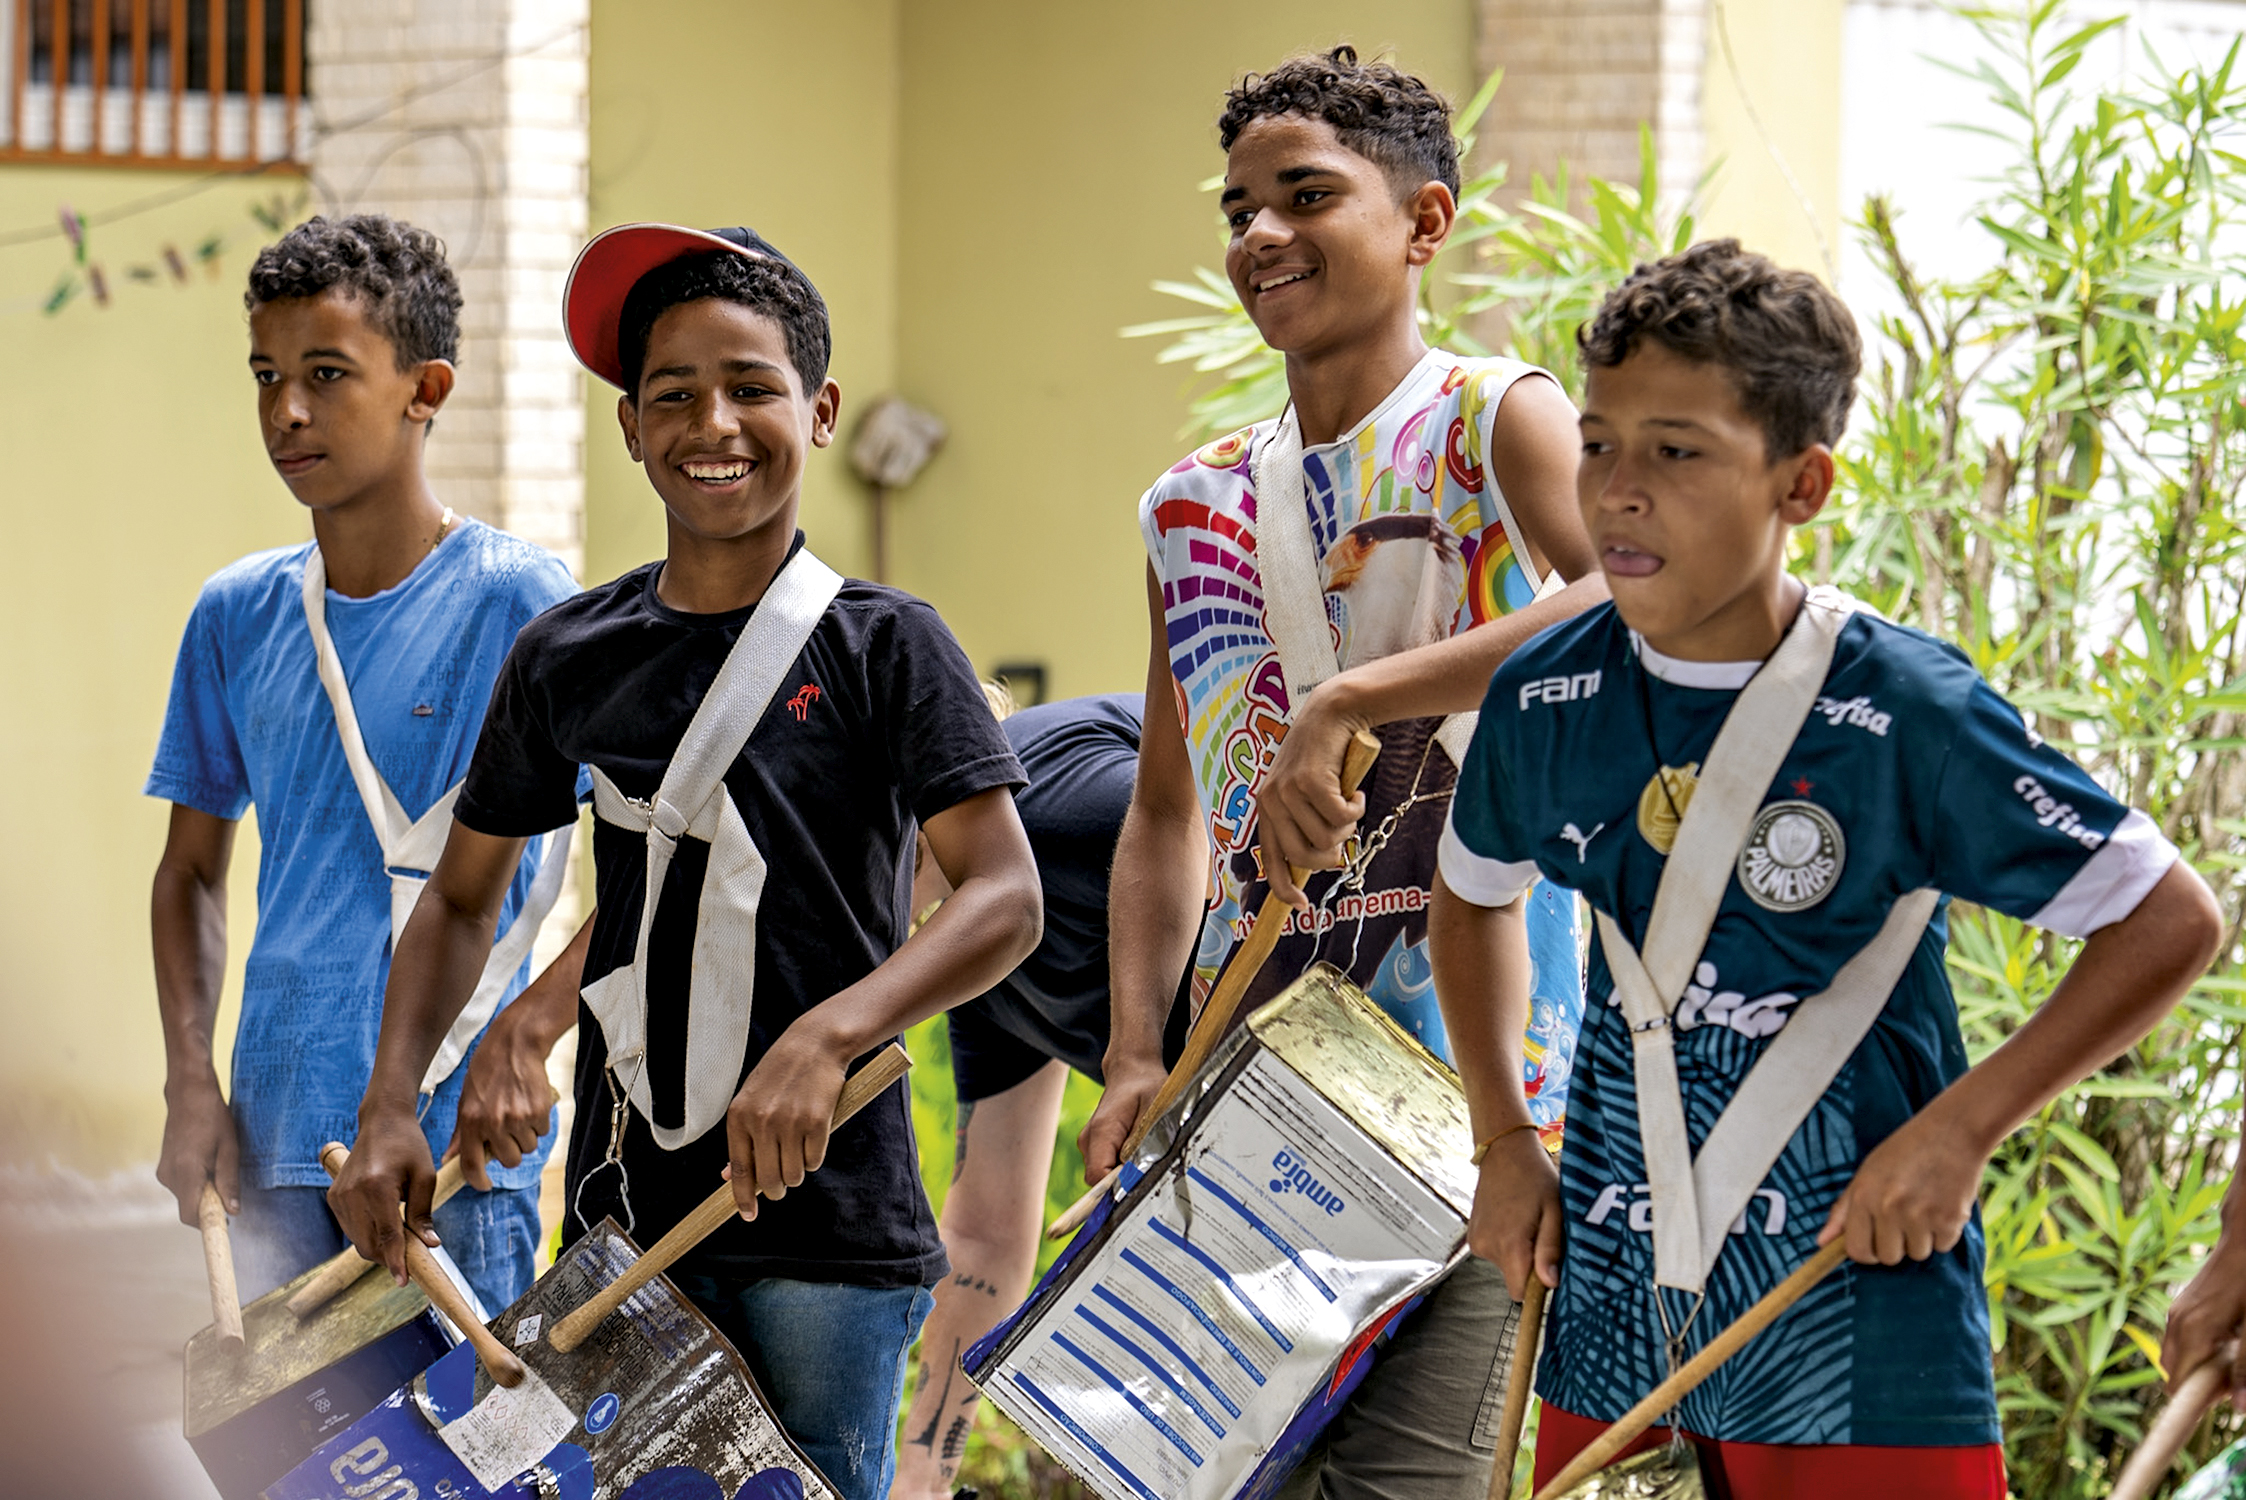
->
xmin=1431 ymin=239 xmax=2221 ymax=1496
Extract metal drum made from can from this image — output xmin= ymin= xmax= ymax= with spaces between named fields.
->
xmin=184 ymin=1255 xmax=454 ymax=1500
xmin=265 ymin=1217 xmax=837 ymax=1500
xmin=966 ymin=964 xmax=1482 ymax=1500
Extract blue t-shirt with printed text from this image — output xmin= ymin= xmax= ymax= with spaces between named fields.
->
xmin=147 ymin=521 xmax=577 ymax=1191
xmin=1439 ymin=598 xmax=2177 ymax=1447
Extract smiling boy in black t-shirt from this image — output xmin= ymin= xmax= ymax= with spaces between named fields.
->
xmin=329 ymin=224 xmax=1042 ymax=1500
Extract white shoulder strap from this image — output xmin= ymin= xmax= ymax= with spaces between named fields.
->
xmin=1597 ymin=588 xmax=1936 ymax=1291
xmin=579 ymin=549 xmax=845 ymax=1150
xmin=1253 ymin=399 xmax=1561 ymax=773
xmin=301 ymin=548 xmax=572 ymax=1094
xmin=1248 ymin=409 xmax=1333 ymax=707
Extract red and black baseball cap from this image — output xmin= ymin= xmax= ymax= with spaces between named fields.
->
xmin=563 ymin=223 xmax=807 ymax=390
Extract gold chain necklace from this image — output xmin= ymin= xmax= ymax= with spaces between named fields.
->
xmin=430 ymin=505 xmax=457 ymax=551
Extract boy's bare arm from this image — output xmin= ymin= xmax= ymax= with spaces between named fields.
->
xmin=725 ymin=786 xmax=1040 ymax=1216
xmin=1259 ymin=377 xmax=1608 ymax=903
xmin=1429 ymin=873 xmax=1559 ymax=1300
xmin=1079 ymin=565 xmax=1210 ymax=1181
xmin=2163 ymin=1170 xmax=2246 ymax=1406
xmin=1824 ymin=861 xmax=2223 ymax=1265
xmin=152 ymin=803 xmax=242 ymax=1223
xmin=328 ymin=822 xmax=529 ymax=1282
xmin=449 ymin=909 xmax=593 ymax=1191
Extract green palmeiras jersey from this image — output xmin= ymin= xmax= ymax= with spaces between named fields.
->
xmin=1440 ymin=597 xmax=2178 ymax=1446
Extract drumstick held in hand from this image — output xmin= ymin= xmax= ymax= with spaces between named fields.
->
xmin=547 ymin=1044 xmax=912 ymax=1353
xmin=319 ymin=1143 xmax=526 ymax=1389
xmin=1485 ymin=1278 xmax=1548 ymax=1500
xmin=2109 ymin=1346 xmax=2236 ymax=1500
xmin=1047 ymin=730 xmax=1382 ymax=1242
xmin=1531 ymin=1241 xmax=1847 ymax=1499
xmin=197 ymin=1180 xmax=244 ymax=1349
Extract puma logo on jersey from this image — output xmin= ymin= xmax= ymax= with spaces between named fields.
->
xmin=2013 ymin=775 xmax=2107 ymax=849
xmin=1558 ymin=821 xmax=1605 ymax=863
xmin=1585 ymin=1182 xmax=1788 ymax=1237
xmin=1518 ymin=670 xmax=1602 ymax=711
xmin=787 ymin=684 xmax=823 ymax=721
xmin=1814 ymin=694 xmax=1892 ymax=736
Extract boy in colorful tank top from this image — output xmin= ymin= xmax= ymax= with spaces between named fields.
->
xmin=1430 ymin=239 xmax=2222 ymax=1498
xmin=1081 ymin=47 xmax=1608 ymax=1500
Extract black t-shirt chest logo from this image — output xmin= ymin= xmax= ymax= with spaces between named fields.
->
xmin=785 ymin=682 xmax=823 ymax=721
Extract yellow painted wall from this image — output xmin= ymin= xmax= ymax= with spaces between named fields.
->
xmin=1697 ymin=0 xmax=1846 ymax=285
xmin=583 ymin=0 xmax=902 ymax=588
xmin=0 ymin=167 xmax=306 ymax=1171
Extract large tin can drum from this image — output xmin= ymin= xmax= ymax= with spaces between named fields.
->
xmin=967 ymin=965 xmax=1485 ymax=1500
xmin=184 ymin=1254 xmax=455 ymax=1500
xmin=265 ymin=1217 xmax=837 ymax=1500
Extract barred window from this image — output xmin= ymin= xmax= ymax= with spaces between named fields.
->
xmin=3 ymin=0 xmax=308 ymax=166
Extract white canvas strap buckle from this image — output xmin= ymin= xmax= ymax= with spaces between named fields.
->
xmin=302 ymin=550 xmax=572 ymax=1095
xmin=579 ymin=549 xmax=843 ymax=1151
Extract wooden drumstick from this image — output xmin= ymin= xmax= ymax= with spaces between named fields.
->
xmin=1531 ymin=1240 xmax=1848 ymax=1499
xmin=547 ymin=1044 xmax=912 ymax=1353
xmin=289 ymin=1152 xmax=471 ymax=1318
xmin=2110 ymin=1346 xmax=2237 ymax=1500
xmin=319 ymin=1142 xmax=526 ymax=1389
xmin=197 ymin=1179 xmax=244 ymax=1349
xmin=1485 ymin=1278 xmax=1548 ymax=1500
xmin=1047 ymin=730 xmax=1382 ymax=1242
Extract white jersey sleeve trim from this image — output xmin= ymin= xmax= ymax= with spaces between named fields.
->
xmin=2027 ymin=808 xmax=2179 ymax=938
xmin=1439 ymin=808 xmax=1539 ymax=909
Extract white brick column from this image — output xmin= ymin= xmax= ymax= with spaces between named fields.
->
xmin=305 ymin=0 xmax=590 ymax=575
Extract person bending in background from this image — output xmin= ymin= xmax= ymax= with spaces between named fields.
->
xmin=891 ymin=691 xmax=1189 ymax=1500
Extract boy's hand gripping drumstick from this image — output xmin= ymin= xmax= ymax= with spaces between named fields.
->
xmin=1048 ymin=730 xmax=1381 ymax=1243
xmin=288 ymin=1152 xmax=471 ymax=1319
xmin=319 ymin=1142 xmax=528 ymax=1389
xmin=1531 ymin=1240 xmax=1848 ymax=1499
xmin=197 ymin=1179 xmax=245 ymax=1348
xmin=2108 ymin=1346 xmax=2238 ymax=1500
xmin=547 ymin=1043 xmax=911 ymax=1353
xmin=1484 ymin=1278 xmax=1548 ymax=1500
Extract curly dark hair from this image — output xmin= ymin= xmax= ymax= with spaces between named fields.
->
xmin=617 ymin=250 xmax=831 ymax=398
xmin=244 ymin=214 xmax=462 ymax=369
xmin=1217 ymin=44 xmax=1459 ymax=198
xmin=1579 ymin=238 xmax=1861 ymax=457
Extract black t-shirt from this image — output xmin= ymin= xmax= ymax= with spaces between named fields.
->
xmin=457 ymin=545 xmax=1025 ymax=1287
xmin=947 ymin=695 xmax=1194 ymax=1101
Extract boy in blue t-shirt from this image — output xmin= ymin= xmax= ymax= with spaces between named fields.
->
xmin=148 ymin=215 xmax=579 ymax=1312
xmin=1428 ymin=239 xmax=2222 ymax=1497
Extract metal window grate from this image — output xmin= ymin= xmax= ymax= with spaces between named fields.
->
xmin=2 ymin=0 xmax=307 ymax=167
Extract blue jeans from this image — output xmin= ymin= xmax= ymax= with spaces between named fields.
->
xmin=231 ymin=1181 xmax=542 ymax=1315
xmin=678 ymin=1275 xmax=935 ymax=1500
